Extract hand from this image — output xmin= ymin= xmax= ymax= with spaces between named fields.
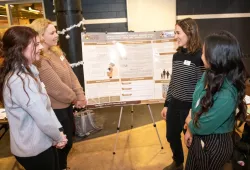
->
xmin=185 ymin=116 xmax=192 ymax=125
xmin=75 ymin=99 xmax=87 ymax=108
xmin=52 ymin=132 xmax=66 ymax=146
xmin=184 ymin=109 xmax=192 ymax=127
xmin=184 ymin=128 xmax=193 ymax=147
xmin=72 ymin=100 xmax=77 ymax=105
xmin=54 ymin=132 xmax=68 ymax=149
xmin=56 ymin=141 xmax=67 ymax=149
xmin=57 ymin=132 xmax=68 ymax=149
xmin=161 ymin=107 xmax=168 ymax=120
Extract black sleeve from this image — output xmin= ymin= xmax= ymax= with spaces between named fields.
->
xmin=195 ymin=49 xmax=205 ymax=82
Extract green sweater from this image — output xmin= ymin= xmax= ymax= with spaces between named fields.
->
xmin=188 ymin=73 xmax=237 ymax=135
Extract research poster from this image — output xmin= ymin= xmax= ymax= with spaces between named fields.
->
xmin=81 ymin=31 xmax=176 ymax=107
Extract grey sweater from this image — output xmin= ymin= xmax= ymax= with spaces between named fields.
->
xmin=3 ymin=65 xmax=63 ymax=157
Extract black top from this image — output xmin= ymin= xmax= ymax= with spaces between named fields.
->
xmin=164 ymin=48 xmax=204 ymax=109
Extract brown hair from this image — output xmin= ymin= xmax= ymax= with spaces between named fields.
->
xmin=176 ymin=18 xmax=201 ymax=53
xmin=0 ymin=26 xmax=39 ymax=105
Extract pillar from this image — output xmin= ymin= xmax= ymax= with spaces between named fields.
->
xmin=55 ymin=0 xmax=85 ymax=89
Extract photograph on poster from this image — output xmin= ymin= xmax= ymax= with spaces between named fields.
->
xmin=162 ymin=84 xmax=169 ymax=98
xmin=160 ymin=69 xmax=171 ymax=79
xmin=107 ymin=62 xmax=118 ymax=79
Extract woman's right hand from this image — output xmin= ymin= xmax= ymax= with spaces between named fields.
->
xmin=161 ymin=107 xmax=168 ymax=120
xmin=184 ymin=128 xmax=193 ymax=147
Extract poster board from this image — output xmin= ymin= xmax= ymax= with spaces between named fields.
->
xmin=81 ymin=31 xmax=177 ymax=108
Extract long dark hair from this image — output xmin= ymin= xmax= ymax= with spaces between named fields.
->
xmin=176 ymin=18 xmax=202 ymax=53
xmin=194 ymin=31 xmax=247 ymax=127
xmin=0 ymin=26 xmax=39 ymax=105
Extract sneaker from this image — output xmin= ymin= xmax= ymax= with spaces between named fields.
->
xmin=163 ymin=161 xmax=183 ymax=170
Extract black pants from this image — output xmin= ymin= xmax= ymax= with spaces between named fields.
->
xmin=15 ymin=146 xmax=59 ymax=170
xmin=54 ymin=106 xmax=73 ymax=170
xmin=186 ymin=133 xmax=233 ymax=170
xmin=166 ymin=103 xmax=189 ymax=165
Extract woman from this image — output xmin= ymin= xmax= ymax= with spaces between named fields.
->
xmin=30 ymin=18 xmax=86 ymax=170
xmin=161 ymin=18 xmax=203 ymax=170
xmin=0 ymin=26 xmax=67 ymax=170
xmin=184 ymin=31 xmax=247 ymax=170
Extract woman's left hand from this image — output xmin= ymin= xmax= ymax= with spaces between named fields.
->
xmin=74 ymin=99 xmax=87 ymax=108
xmin=184 ymin=128 xmax=193 ymax=147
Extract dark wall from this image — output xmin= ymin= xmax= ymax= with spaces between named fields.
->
xmin=43 ymin=0 xmax=56 ymax=21
xmin=196 ymin=18 xmax=250 ymax=56
xmin=82 ymin=0 xmax=127 ymax=19
xmin=82 ymin=0 xmax=127 ymax=32
xmin=84 ymin=23 xmax=127 ymax=32
xmin=177 ymin=0 xmax=250 ymax=54
xmin=43 ymin=0 xmax=128 ymax=32
xmin=44 ymin=0 xmax=249 ymax=53
xmin=177 ymin=0 xmax=250 ymax=15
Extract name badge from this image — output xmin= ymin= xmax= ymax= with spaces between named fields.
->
xmin=184 ymin=60 xmax=191 ymax=66
xmin=195 ymin=98 xmax=200 ymax=108
xmin=60 ymin=55 xmax=65 ymax=61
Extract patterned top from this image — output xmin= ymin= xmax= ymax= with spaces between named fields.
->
xmin=164 ymin=48 xmax=204 ymax=109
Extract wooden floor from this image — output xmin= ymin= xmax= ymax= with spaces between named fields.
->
xmin=1 ymin=120 xmax=189 ymax=170
xmin=0 ymin=102 xmax=235 ymax=170
xmin=68 ymin=120 xmax=188 ymax=170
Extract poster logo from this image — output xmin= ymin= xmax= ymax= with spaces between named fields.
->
xmin=84 ymin=34 xmax=99 ymax=40
xmin=161 ymin=31 xmax=175 ymax=38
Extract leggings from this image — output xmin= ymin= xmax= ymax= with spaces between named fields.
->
xmin=15 ymin=146 xmax=59 ymax=170
xmin=54 ymin=106 xmax=74 ymax=170
xmin=166 ymin=103 xmax=189 ymax=165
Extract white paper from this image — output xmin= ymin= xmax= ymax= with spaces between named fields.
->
xmin=119 ymin=43 xmax=154 ymax=78
xmin=0 ymin=108 xmax=6 ymax=119
xmin=121 ymin=80 xmax=154 ymax=101
xmin=82 ymin=32 xmax=175 ymax=103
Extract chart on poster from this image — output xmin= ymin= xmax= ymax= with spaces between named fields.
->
xmin=81 ymin=31 xmax=176 ymax=107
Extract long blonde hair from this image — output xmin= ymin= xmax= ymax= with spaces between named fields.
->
xmin=30 ymin=18 xmax=63 ymax=58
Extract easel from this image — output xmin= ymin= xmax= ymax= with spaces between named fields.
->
xmin=113 ymin=104 xmax=164 ymax=154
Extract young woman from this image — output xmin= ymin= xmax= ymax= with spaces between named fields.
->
xmin=30 ymin=18 xmax=86 ymax=170
xmin=184 ymin=31 xmax=247 ymax=170
xmin=0 ymin=26 xmax=67 ymax=170
xmin=161 ymin=18 xmax=203 ymax=170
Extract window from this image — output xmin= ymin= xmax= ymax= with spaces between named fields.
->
xmin=10 ymin=3 xmax=44 ymax=25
